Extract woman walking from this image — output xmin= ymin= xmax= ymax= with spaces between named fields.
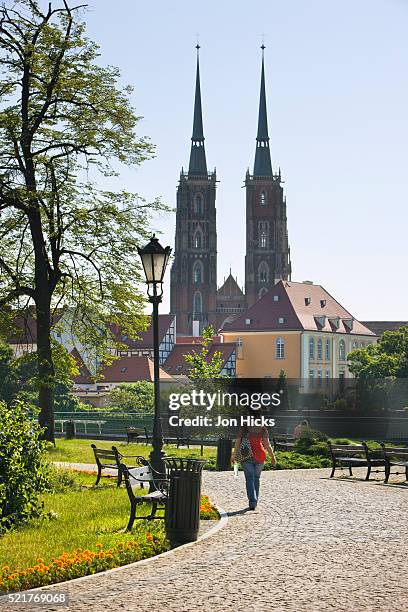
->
xmin=231 ymin=423 xmax=276 ymax=510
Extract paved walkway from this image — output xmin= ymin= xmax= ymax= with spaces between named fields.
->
xmin=4 ymin=467 xmax=408 ymax=612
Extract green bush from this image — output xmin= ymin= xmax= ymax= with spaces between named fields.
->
xmin=0 ymin=401 xmax=50 ymax=533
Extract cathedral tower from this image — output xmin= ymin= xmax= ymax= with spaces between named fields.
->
xmin=170 ymin=47 xmax=218 ymax=336
xmin=244 ymin=46 xmax=292 ymax=307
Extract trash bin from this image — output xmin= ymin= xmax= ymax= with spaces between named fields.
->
xmin=65 ymin=420 xmax=75 ymax=440
xmin=216 ymin=437 xmax=232 ymax=471
xmin=164 ymin=457 xmax=206 ymax=545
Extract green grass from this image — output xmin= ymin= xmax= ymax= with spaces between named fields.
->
xmin=0 ymin=471 xmax=164 ymax=572
xmin=47 ymin=438 xmax=216 ymax=467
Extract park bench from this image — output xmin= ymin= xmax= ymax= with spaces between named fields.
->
xmin=91 ymin=444 xmax=146 ymax=488
xmin=380 ymin=443 xmax=408 ymax=483
xmin=327 ymin=441 xmax=386 ymax=480
xmin=146 ymin=426 xmax=190 ymax=448
xmin=273 ymin=435 xmax=296 ymax=452
xmin=120 ymin=462 xmax=169 ymax=531
xmin=125 ymin=426 xmax=145 ymax=444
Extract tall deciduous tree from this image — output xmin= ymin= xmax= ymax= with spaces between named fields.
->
xmin=0 ymin=1 xmax=167 ymax=440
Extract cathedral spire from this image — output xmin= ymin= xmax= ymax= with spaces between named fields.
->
xmin=188 ymin=45 xmax=207 ymax=176
xmin=253 ymin=45 xmax=273 ymax=177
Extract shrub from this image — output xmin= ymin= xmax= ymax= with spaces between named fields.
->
xmin=0 ymin=401 xmax=50 ymax=534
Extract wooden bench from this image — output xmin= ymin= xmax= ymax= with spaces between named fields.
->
xmin=126 ymin=427 xmax=145 ymax=444
xmin=145 ymin=427 xmax=190 ymax=448
xmin=327 ymin=441 xmax=386 ymax=480
xmin=273 ymin=435 xmax=296 ymax=452
xmin=120 ymin=462 xmax=169 ymax=531
xmin=91 ymin=444 xmax=146 ymax=487
xmin=381 ymin=444 xmax=408 ymax=483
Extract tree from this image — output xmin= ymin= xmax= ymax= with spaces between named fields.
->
xmin=106 ymin=381 xmax=154 ymax=414
xmin=348 ymin=325 xmax=408 ymax=379
xmin=348 ymin=325 xmax=408 ymax=410
xmin=183 ymin=325 xmax=225 ymax=382
xmin=0 ymin=341 xmax=17 ymax=403
xmin=0 ymin=1 xmax=167 ymax=440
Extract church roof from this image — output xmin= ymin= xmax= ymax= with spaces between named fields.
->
xmin=217 ymin=273 xmax=245 ymax=298
xmin=253 ymin=47 xmax=273 ymax=177
xmin=188 ymin=46 xmax=207 ymax=176
xmin=222 ymin=280 xmax=376 ymax=336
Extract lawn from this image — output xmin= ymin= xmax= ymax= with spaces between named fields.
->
xmin=0 ymin=470 xmax=219 ymax=593
xmin=48 ymin=438 xmax=216 ymax=467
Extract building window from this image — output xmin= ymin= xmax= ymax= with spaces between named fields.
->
xmin=325 ymin=338 xmax=330 ymax=361
xmin=258 ymin=221 xmax=269 ymax=248
xmin=193 ymin=291 xmax=202 ymax=313
xmin=326 ymin=369 xmax=330 ymax=386
xmin=309 ymin=337 xmax=315 ymax=359
xmin=273 ymin=295 xmax=279 ymax=302
xmin=258 ymin=261 xmax=269 ymax=283
xmin=193 ymin=230 xmax=202 ymax=249
xmin=276 ymin=337 xmax=285 ymax=359
xmin=317 ymin=338 xmax=323 ymax=360
xmin=260 ymin=191 xmax=267 ymax=206
xmin=194 ymin=193 xmax=203 ymax=215
xmin=277 ymin=317 xmax=286 ymax=325
xmin=259 ymin=287 xmax=268 ymax=300
xmin=317 ymin=369 xmax=322 ymax=387
xmin=339 ymin=339 xmax=346 ymax=361
xmin=237 ymin=337 xmax=243 ymax=348
xmin=193 ymin=261 xmax=203 ymax=284
xmin=309 ymin=369 xmax=314 ymax=386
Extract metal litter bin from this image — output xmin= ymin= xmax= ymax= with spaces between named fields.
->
xmin=164 ymin=457 xmax=206 ymax=545
xmin=216 ymin=437 xmax=232 ymax=471
xmin=65 ymin=420 xmax=75 ymax=440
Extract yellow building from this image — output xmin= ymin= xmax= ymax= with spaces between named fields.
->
xmin=221 ymin=280 xmax=376 ymax=385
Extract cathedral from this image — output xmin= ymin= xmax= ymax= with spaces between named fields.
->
xmin=170 ymin=46 xmax=292 ymax=336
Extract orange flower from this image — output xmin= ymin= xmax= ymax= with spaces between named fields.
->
xmin=146 ymin=533 xmax=153 ymax=541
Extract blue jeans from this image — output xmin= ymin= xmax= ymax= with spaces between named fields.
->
xmin=242 ymin=460 xmax=264 ymax=505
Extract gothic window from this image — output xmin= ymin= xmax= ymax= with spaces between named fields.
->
xmin=258 ymin=287 xmax=268 ymax=300
xmin=276 ymin=337 xmax=285 ymax=359
xmin=194 ymin=193 xmax=204 ymax=215
xmin=193 ymin=291 xmax=202 ymax=313
xmin=317 ymin=338 xmax=323 ymax=360
xmin=260 ymin=191 xmax=267 ymax=206
xmin=339 ymin=340 xmax=346 ymax=361
xmin=309 ymin=337 xmax=315 ymax=359
xmin=325 ymin=338 xmax=330 ymax=360
xmin=193 ymin=229 xmax=202 ymax=249
xmin=258 ymin=221 xmax=269 ymax=249
xmin=193 ymin=261 xmax=203 ymax=284
xmin=258 ymin=261 xmax=269 ymax=284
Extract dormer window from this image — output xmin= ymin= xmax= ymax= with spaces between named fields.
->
xmin=278 ymin=316 xmax=286 ymax=324
xmin=305 ymin=297 xmax=311 ymax=306
xmin=328 ymin=316 xmax=340 ymax=330
xmin=273 ymin=295 xmax=280 ymax=302
xmin=342 ymin=318 xmax=354 ymax=332
xmin=314 ymin=315 xmax=326 ymax=328
xmin=245 ymin=318 xmax=252 ymax=325
xmin=320 ymin=299 xmax=326 ymax=308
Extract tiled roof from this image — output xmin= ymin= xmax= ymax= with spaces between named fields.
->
xmin=101 ymin=356 xmax=172 ymax=383
xmin=8 ymin=309 xmax=64 ymax=344
xmin=217 ymin=274 xmax=245 ymax=298
xmin=107 ymin=314 xmax=174 ymax=349
xmin=222 ymin=280 xmax=375 ymax=336
xmin=361 ymin=321 xmax=408 ymax=337
xmin=163 ymin=342 xmax=236 ymax=375
xmin=71 ymin=348 xmax=93 ymax=384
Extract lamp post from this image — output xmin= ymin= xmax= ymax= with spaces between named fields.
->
xmin=137 ymin=235 xmax=172 ymax=478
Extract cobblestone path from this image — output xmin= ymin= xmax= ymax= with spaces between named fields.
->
xmin=3 ymin=468 xmax=408 ymax=612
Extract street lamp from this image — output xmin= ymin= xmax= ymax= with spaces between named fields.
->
xmin=137 ymin=235 xmax=172 ymax=478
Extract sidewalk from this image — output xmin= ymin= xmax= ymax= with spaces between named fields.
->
xmin=5 ymin=467 xmax=408 ymax=611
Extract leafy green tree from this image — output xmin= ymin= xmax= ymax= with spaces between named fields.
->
xmin=0 ymin=1 xmax=167 ymax=440
xmin=0 ymin=399 xmax=50 ymax=533
xmin=348 ymin=325 xmax=408 ymax=379
xmin=0 ymin=341 xmax=18 ymax=403
xmin=183 ymin=326 xmax=225 ymax=382
xmin=106 ymin=381 xmax=154 ymax=414
xmin=15 ymin=341 xmax=81 ymax=412
xmin=348 ymin=325 xmax=408 ymax=410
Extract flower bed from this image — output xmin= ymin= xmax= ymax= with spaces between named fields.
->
xmin=0 ymin=534 xmax=168 ymax=593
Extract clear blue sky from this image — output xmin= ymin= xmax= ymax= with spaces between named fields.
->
xmin=81 ymin=0 xmax=407 ymax=320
